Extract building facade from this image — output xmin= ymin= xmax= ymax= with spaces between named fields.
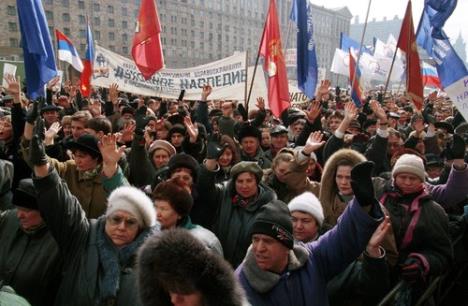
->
xmin=349 ymin=15 xmax=402 ymax=46
xmin=1 ymin=0 xmax=351 ymax=81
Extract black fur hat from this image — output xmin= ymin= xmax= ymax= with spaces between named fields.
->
xmin=137 ymin=229 xmax=246 ymax=306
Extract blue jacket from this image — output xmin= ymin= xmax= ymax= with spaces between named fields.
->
xmin=236 ymin=199 xmax=382 ymax=306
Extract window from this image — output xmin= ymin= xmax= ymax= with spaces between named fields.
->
xmin=94 ymin=31 xmax=101 ymax=40
xmin=78 ymin=1 xmax=85 ymax=9
xmin=9 ymin=38 xmax=19 ymax=47
xmin=122 ymin=21 xmax=128 ymax=29
xmin=7 ymin=5 xmax=16 ymax=16
xmin=122 ymin=33 xmax=128 ymax=42
xmin=79 ymin=15 xmax=86 ymax=23
xmin=94 ymin=17 xmax=100 ymax=26
xmin=109 ymin=32 xmax=115 ymax=40
xmin=62 ymin=13 xmax=70 ymax=22
xmin=94 ymin=3 xmax=100 ymax=11
xmin=62 ymin=0 xmax=69 ymax=7
xmin=107 ymin=5 xmax=114 ymax=13
xmin=8 ymin=22 xmax=18 ymax=32
xmin=45 ymin=11 xmax=54 ymax=20
xmin=108 ymin=19 xmax=115 ymax=27
xmin=45 ymin=0 xmax=53 ymax=4
xmin=122 ymin=46 xmax=128 ymax=54
xmin=122 ymin=7 xmax=128 ymax=16
xmin=79 ymin=29 xmax=86 ymax=38
xmin=80 ymin=44 xmax=86 ymax=51
xmin=64 ymin=28 xmax=71 ymax=36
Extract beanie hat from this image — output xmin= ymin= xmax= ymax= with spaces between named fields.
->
xmin=392 ymin=154 xmax=426 ymax=182
xmin=121 ymin=106 xmax=136 ymax=117
xmin=106 ymin=186 xmax=156 ymax=228
xmin=168 ymin=124 xmax=186 ymax=138
xmin=168 ymin=153 xmax=200 ymax=182
xmin=237 ymin=123 xmax=261 ymax=142
xmin=230 ymin=161 xmax=263 ymax=183
xmin=288 ymin=192 xmax=324 ymax=226
xmin=148 ymin=140 xmax=176 ymax=157
xmin=250 ymin=200 xmax=294 ymax=249
xmin=12 ymin=179 xmax=38 ymax=210
xmin=153 ymin=179 xmax=193 ymax=217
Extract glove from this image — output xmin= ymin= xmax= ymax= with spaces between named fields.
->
xmin=29 ymin=118 xmax=48 ymax=166
xmin=134 ymin=106 xmax=148 ymax=135
xmin=443 ymin=134 xmax=466 ymax=160
xmin=25 ymin=97 xmax=45 ymax=124
xmin=206 ymin=142 xmax=223 ymax=160
xmin=400 ymin=257 xmax=425 ymax=283
xmin=350 ymin=161 xmax=376 ymax=207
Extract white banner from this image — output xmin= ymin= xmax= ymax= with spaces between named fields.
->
xmin=92 ymin=45 xmax=248 ymax=100
xmin=2 ymin=63 xmax=17 ymax=88
xmin=444 ymin=75 xmax=468 ymax=122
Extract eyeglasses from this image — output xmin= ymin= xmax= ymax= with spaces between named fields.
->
xmin=107 ymin=214 xmax=139 ymax=229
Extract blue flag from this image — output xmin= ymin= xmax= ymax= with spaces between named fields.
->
xmin=416 ymin=1 xmax=467 ymax=88
xmin=340 ymin=33 xmax=372 ymax=55
xmin=290 ymin=0 xmax=317 ymax=99
xmin=17 ymin=0 xmax=57 ymax=99
xmin=425 ymin=0 xmax=457 ymax=39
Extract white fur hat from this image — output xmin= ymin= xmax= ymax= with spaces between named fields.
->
xmin=392 ymin=154 xmax=425 ymax=182
xmin=106 ymin=186 xmax=156 ymax=228
xmin=288 ymin=192 xmax=324 ymax=226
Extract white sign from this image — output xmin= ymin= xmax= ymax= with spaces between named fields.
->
xmin=92 ymin=45 xmax=248 ymax=101
xmin=2 ymin=63 xmax=17 ymax=88
xmin=445 ymin=75 xmax=468 ymax=122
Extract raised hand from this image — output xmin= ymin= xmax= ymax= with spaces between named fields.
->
xmin=109 ymin=83 xmax=119 ymax=104
xmin=26 ymin=97 xmax=46 ymax=124
xmin=305 ymin=100 xmax=322 ymax=123
xmin=350 ymin=161 xmax=376 ymax=207
xmin=316 ymin=79 xmax=331 ymax=97
xmin=344 ymin=102 xmax=358 ymax=121
xmin=4 ymin=74 xmax=21 ymax=103
xmin=206 ymin=141 xmax=224 ymax=160
xmin=119 ymin=122 xmax=135 ymax=143
xmin=255 ymin=97 xmax=266 ymax=111
xmin=44 ymin=122 xmax=62 ymax=145
xmin=366 ymin=216 xmax=391 ymax=257
xmin=201 ymin=84 xmax=212 ymax=101
xmin=304 ymin=131 xmax=325 ymax=155
xmin=98 ymin=133 xmax=126 ymax=177
xmin=183 ymin=116 xmax=199 ymax=143
xmin=369 ymin=100 xmax=386 ymax=121
xmin=47 ymin=75 xmax=61 ymax=91
xmin=30 ymin=118 xmax=48 ymax=166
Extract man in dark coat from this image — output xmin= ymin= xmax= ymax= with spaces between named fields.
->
xmin=0 ymin=179 xmax=62 ymax=306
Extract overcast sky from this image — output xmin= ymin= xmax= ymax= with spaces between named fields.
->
xmin=310 ymin=0 xmax=468 ymax=56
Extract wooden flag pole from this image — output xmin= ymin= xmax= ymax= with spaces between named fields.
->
xmin=243 ymin=50 xmax=249 ymax=107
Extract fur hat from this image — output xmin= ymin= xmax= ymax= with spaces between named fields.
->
xmin=250 ymin=200 xmax=294 ymax=249
xmin=288 ymin=192 xmax=324 ymax=226
xmin=168 ymin=124 xmax=186 ymax=138
xmin=12 ymin=179 xmax=38 ymax=210
xmin=237 ymin=123 xmax=261 ymax=142
xmin=167 ymin=153 xmax=200 ymax=182
xmin=392 ymin=154 xmax=426 ymax=182
xmin=137 ymin=229 xmax=246 ymax=306
xmin=153 ymin=179 xmax=193 ymax=217
xmin=148 ymin=140 xmax=176 ymax=158
xmin=106 ymin=186 xmax=156 ymax=228
xmin=230 ymin=161 xmax=263 ymax=183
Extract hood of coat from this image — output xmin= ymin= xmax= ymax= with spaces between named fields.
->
xmin=319 ymin=149 xmax=366 ymax=219
xmin=137 ymin=229 xmax=246 ymax=306
xmin=0 ymin=160 xmax=13 ymax=195
xmin=240 ymin=244 xmax=309 ymax=293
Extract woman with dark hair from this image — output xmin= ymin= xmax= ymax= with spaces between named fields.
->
xmin=214 ymin=135 xmax=241 ymax=183
xmin=153 ymin=178 xmax=223 ymax=255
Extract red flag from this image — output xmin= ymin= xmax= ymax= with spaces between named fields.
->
xmin=397 ymin=0 xmax=423 ymax=110
xmin=132 ymin=0 xmax=164 ymax=80
xmin=80 ymin=22 xmax=94 ymax=97
xmin=259 ymin=0 xmax=289 ymax=117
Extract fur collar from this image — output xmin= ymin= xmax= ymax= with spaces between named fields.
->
xmin=242 ymin=244 xmax=309 ymax=293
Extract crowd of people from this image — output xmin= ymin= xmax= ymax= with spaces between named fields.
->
xmin=0 ymin=75 xmax=467 ymax=306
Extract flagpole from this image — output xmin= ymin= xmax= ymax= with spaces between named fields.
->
xmin=245 ymin=6 xmax=269 ymax=113
xmin=350 ymin=0 xmax=372 ymax=105
xmin=243 ymin=50 xmax=249 ymax=106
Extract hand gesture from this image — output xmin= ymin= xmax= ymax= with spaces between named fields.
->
xmin=47 ymin=76 xmax=61 ymax=91
xmin=26 ymin=98 xmax=46 ymax=124
xmin=256 ymin=97 xmax=265 ymax=111
xmin=344 ymin=102 xmax=358 ymax=121
xmin=350 ymin=161 xmax=376 ymax=207
xmin=304 ymin=131 xmax=325 ymax=155
xmin=305 ymin=100 xmax=322 ymax=123
xmin=316 ymin=80 xmax=330 ymax=97
xmin=109 ymin=83 xmax=119 ymax=104
xmin=366 ymin=216 xmax=391 ymax=257
xmin=119 ymin=122 xmax=135 ymax=143
xmin=184 ymin=116 xmax=199 ymax=143
xmin=4 ymin=74 xmax=21 ymax=103
xmin=45 ymin=122 xmax=62 ymax=143
xmin=369 ymin=100 xmax=386 ymax=121
xmin=99 ymin=133 xmax=126 ymax=165
xmin=201 ymin=84 xmax=212 ymax=101
xmin=30 ymin=118 xmax=48 ymax=166
xmin=206 ymin=141 xmax=223 ymax=160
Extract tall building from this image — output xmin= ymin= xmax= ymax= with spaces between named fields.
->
xmin=1 ymin=0 xmax=351 ymax=80
xmin=349 ymin=15 xmax=402 ymax=46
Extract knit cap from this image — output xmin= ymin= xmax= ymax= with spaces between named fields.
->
xmin=288 ymin=192 xmax=324 ymax=226
xmin=392 ymin=154 xmax=425 ymax=182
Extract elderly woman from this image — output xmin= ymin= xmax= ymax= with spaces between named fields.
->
xmin=153 ymin=178 xmax=223 ymax=255
xmin=30 ymin=120 xmax=157 ymax=305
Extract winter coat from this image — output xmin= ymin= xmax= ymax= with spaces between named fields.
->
xmin=0 ymin=160 xmax=13 ymax=211
xmin=198 ymin=166 xmax=277 ymax=267
xmin=0 ymin=210 xmax=62 ymax=306
xmin=240 ymin=149 xmax=272 ymax=170
xmin=236 ymin=199 xmax=383 ymax=306
xmin=33 ymin=168 xmax=151 ymax=306
xmin=178 ymin=216 xmax=224 ymax=256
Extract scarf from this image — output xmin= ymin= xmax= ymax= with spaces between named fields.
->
xmin=96 ymin=217 xmax=153 ymax=304
xmin=232 ymin=193 xmax=259 ymax=208
xmin=79 ymin=164 xmax=103 ymax=181
xmin=178 ymin=215 xmax=196 ymax=230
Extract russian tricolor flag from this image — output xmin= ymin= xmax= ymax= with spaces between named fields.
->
xmin=55 ymin=29 xmax=83 ymax=72
xmin=349 ymin=51 xmax=365 ymax=108
xmin=80 ymin=21 xmax=95 ymax=97
xmin=421 ymin=62 xmax=441 ymax=89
